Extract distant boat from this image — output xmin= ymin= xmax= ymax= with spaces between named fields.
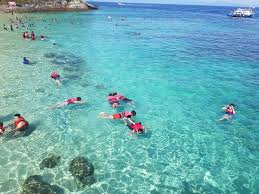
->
xmin=118 ymin=2 xmax=126 ymax=6
xmin=229 ymin=8 xmax=255 ymax=17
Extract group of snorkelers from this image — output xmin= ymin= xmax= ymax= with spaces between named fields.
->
xmin=0 ymin=13 xmax=236 ymax=139
xmin=99 ymin=93 xmax=145 ymax=137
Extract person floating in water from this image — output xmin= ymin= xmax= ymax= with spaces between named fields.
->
xmin=107 ymin=93 xmax=120 ymax=108
xmin=23 ymin=57 xmax=29 ymax=64
xmin=48 ymin=97 xmax=87 ymax=109
xmin=13 ymin=114 xmax=29 ymax=132
xmin=99 ymin=110 xmax=136 ymax=124
xmin=50 ymin=72 xmax=62 ymax=86
xmin=0 ymin=122 xmax=7 ymax=135
xmin=219 ymin=104 xmax=236 ymax=121
xmin=31 ymin=31 xmax=36 ymax=40
xmin=40 ymin=35 xmax=45 ymax=40
xmin=127 ymin=122 xmax=145 ymax=136
xmin=107 ymin=92 xmax=134 ymax=108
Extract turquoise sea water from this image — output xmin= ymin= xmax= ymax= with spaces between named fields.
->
xmin=1 ymin=2 xmax=259 ymax=193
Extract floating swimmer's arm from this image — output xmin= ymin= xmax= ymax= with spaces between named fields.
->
xmin=222 ymin=105 xmax=228 ymax=110
xmin=122 ymin=117 xmax=128 ymax=125
xmin=127 ymin=118 xmax=135 ymax=125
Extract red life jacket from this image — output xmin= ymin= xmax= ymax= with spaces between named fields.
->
xmin=14 ymin=117 xmax=28 ymax=129
xmin=226 ymin=107 xmax=234 ymax=115
xmin=130 ymin=122 xmax=143 ymax=133
xmin=108 ymin=96 xmax=118 ymax=103
xmin=67 ymin=98 xmax=78 ymax=104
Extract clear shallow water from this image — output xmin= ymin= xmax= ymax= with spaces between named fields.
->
xmin=0 ymin=2 xmax=259 ymax=193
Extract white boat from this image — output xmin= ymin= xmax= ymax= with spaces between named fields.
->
xmin=118 ymin=2 xmax=126 ymax=6
xmin=229 ymin=8 xmax=255 ymax=18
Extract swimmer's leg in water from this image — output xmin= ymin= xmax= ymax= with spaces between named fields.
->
xmin=98 ymin=112 xmax=113 ymax=119
xmin=219 ymin=114 xmax=232 ymax=121
xmin=48 ymin=101 xmax=68 ymax=110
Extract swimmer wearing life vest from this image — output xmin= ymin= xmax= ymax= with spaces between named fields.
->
xmin=107 ymin=93 xmax=120 ymax=108
xmin=107 ymin=92 xmax=134 ymax=108
xmin=13 ymin=114 xmax=29 ymax=131
xmin=50 ymin=72 xmax=62 ymax=86
xmin=99 ymin=110 xmax=136 ymax=124
xmin=219 ymin=104 xmax=236 ymax=121
xmin=127 ymin=122 xmax=145 ymax=136
xmin=0 ymin=122 xmax=7 ymax=135
xmin=48 ymin=97 xmax=86 ymax=109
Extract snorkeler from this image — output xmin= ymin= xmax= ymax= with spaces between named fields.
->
xmin=23 ymin=57 xmax=29 ymax=64
xmin=50 ymin=72 xmax=62 ymax=86
xmin=99 ymin=110 xmax=136 ymax=124
xmin=48 ymin=97 xmax=86 ymax=109
xmin=107 ymin=92 xmax=134 ymax=108
xmin=127 ymin=122 xmax=145 ymax=135
xmin=219 ymin=104 xmax=236 ymax=121
xmin=13 ymin=114 xmax=29 ymax=131
xmin=107 ymin=93 xmax=120 ymax=108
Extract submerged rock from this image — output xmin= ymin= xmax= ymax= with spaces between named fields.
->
xmin=44 ymin=53 xmax=57 ymax=58
xmin=21 ymin=175 xmax=60 ymax=194
xmin=50 ymin=52 xmax=85 ymax=66
xmin=39 ymin=154 xmax=61 ymax=170
xmin=69 ymin=157 xmax=95 ymax=187
xmin=95 ymin=84 xmax=105 ymax=89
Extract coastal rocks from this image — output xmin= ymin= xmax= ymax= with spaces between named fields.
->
xmin=67 ymin=0 xmax=87 ymax=9
xmin=21 ymin=175 xmax=63 ymax=194
xmin=0 ymin=0 xmax=97 ymax=13
xmin=39 ymin=154 xmax=61 ymax=170
xmin=69 ymin=157 xmax=95 ymax=187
